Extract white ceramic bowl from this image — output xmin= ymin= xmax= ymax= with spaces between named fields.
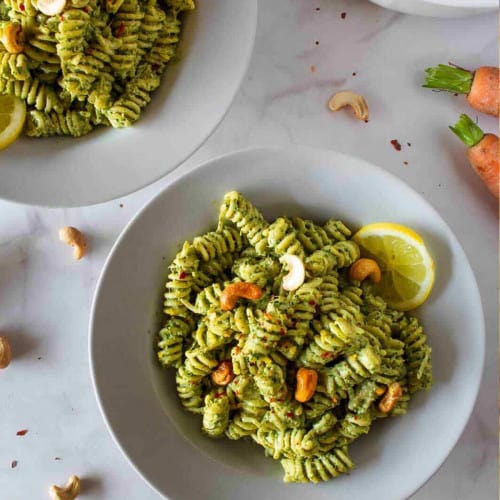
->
xmin=369 ymin=0 xmax=497 ymax=17
xmin=90 ymin=147 xmax=484 ymax=500
xmin=0 ymin=0 xmax=257 ymax=207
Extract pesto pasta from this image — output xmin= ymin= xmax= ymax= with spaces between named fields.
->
xmin=156 ymin=191 xmax=433 ymax=484
xmin=0 ymin=0 xmax=194 ymax=137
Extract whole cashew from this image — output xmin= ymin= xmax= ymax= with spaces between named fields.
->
xmin=220 ymin=282 xmax=263 ymax=311
xmin=280 ymin=254 xmax=305 ymax=291
xmin=328 ymin=90 xmax=369 ymax=121
xmin=49 ymin=475 xmax=81 ymax=500
xmin=349 ymin=258 xmax=381 ymax=283
xmin=0 ymin=336 xmax=12 ymax=369
xmin=378 ymin=382 xmax=402 ymax=413
xmin=59 ymin=227 xmax=87 ymax=260
xmin=294 ymin=367 xmax=318 ymax=403
xmin=0 ymin=23 xmax=23 ymax=54
xmin=211 ymin=360 xmax=234 ymax=386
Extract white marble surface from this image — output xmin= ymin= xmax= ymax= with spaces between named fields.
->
xmin=0 ymin=1 xmax=497 ymax=498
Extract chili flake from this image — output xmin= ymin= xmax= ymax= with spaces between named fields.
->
xmin=116 ymin=22 xmax=125 ymax=37
xmin=286 ymin=412 xmax=294 ymax=418
xmin=214 ymin=391 xmax=225 ymax=399
xmin=179 ymin=271 xmax=187 ymax=279
xmin=321 ymin=352 xmax=334 ymax=359
xmin=279 ymin=328 xmax=285 ymax=336
xmin=390 ymin=139 xmax=402 ymax=151
xmin=19 ymin=3 xmax=25 ymax=10
xmin=308 ymin=300 xmax=316 ymax=306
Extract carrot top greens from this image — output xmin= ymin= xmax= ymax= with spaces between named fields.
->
xmin=424 ymin=64 xmax=474 ymax=95
xmin=449 ymin=114 xmax=484 ymax=148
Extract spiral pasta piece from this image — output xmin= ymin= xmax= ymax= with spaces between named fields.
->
xmin=395 ymin=316 xmax=432 ymax=393
xmin=266 ymin=217 xmax=305 ymax=260
xmin=163 ymin=241 xmax=199 ymax=318
xmin=202 ymin=391 xmax=230 ymax=437
xmin=305 ymin=241 xmax=360 ymax=276
xmin=217 ymin=191 xmax=269 ymax=254
xmin=193 ymin=226 xmax=244 ymax=262
xmin=292 ymin=217 xmax=331 ymax=254
xmin=25 ymin=109 xmax=92 ymax=136
xmin=157 ymin=316 xmax=193 ymax=367
xmin=281 ymin=448 xmax=354 ymax=483
xmin=323 ymin=219 xmax=352 ymax=242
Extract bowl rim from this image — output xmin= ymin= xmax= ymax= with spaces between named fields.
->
xmin=89 ymin=145 xmax=485 ymax=499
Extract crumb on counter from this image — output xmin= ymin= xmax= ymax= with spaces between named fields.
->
xmin=16 ymin=429 xmax=28 ymax=436
xmin=341 ymin=12 xmax=346 ymax=19
xmin=11 ymin=460 xmax=18 ymax=469
xmin=390 ymin=139 xmax=402 ymax=151
xmin=310 ymin=65 xmax=316 ymax=73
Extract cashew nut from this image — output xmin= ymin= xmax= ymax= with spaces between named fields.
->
xmin=220 ymin=282 xmax=263 ymax=311
xmin=59 ymin=227 xmax=87 ymax=260
xmin=349 ymin=258 xmax=381 ymax=283
xmin=211 ymin=360 xmax=234 ymax=386
xmin=0 ymin=336 xmax=12 ymax=369
xmin=49 ymin=475 xmax=81 ymax=500
xmin=0 ymin=23 xmax=24 ymax=54
xmin=378 ymin=382 xmax=402 ymax=413
xmin=294 ymin=367 xmax=318 ymax=403
xmin=37 ymin=0 xmax=67 ymax=16
xmin=328 ymin=90 xmax=369 ymax=121
xmin=280 ymin=254 xmax=305 ymax=291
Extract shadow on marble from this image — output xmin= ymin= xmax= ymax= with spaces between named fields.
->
xmin=81 ymin=476 xmax=104 ymax=495
xmin=7 ymin=328 xmax=40 ymax=360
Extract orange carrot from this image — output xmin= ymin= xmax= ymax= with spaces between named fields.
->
xmin=424 ymin=64 xmax=499 ymax=117
xmin=450 ymin=114 xmax=499 ymax=198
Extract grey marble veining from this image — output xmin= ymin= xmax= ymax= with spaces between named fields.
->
xmin=0 ymin=1 xmax=497 ymax=498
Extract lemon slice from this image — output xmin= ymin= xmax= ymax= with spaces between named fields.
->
xmin=352 ymin=222 xmax=435 ymax=311
xmin=0 ymin=95 xmax=26 ymax=151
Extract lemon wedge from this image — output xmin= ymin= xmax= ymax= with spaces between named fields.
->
xmin=0 ymin=95 xmax=26 ymax=151
xmin=352 ymin=222 xmax=435 ymax=311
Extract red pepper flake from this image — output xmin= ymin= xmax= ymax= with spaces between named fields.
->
xmin=16 ymin=429 xmax=28 ymax=436
xmin=310 ymin=65 xmax=316 ymax=73
xmin=279 ymin=328 xmax=285 ymax=336
xmin=286 ymin=412 xmax=294 ymax=418
xmin=116 ymin=22 xmax=125 ymax=37
xmin=340 ymin=12 xmax=346 ymax=19
xmin=308 ymin=300 xmax=316 ymax=306
xmin=390 ymin=139 xmax=402 ymax=151
xmin=83 ymin=6 xmax=89 ymax=12
xmin=269 ymin=397 xmax=275 ymax=403
xmin=179 ymin=271 xmax=187 ymax=279
xmin=11 ymin=460 xmax=18 ymax=469
xmin=321 ymin=352 xmax=334 ymax=359
xmin=214 ymin=391 xmax=225 ymax=399
xmin=19 ymin=3 xmax=25 ymax=10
